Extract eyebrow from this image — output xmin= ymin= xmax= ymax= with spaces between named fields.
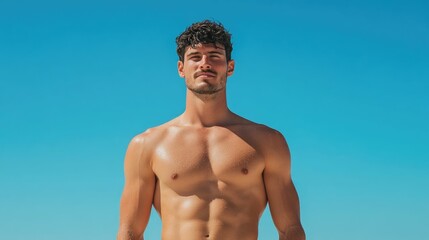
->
xmin=186 ymin=50 xmax=224 ymax=57
xmin=208 ymin=50 xmax=224 ymax=55
xmin=186 ymin=52 xmax=201 ymax=57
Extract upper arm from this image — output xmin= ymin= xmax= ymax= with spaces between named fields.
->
xmin=263 ymin=130 xmax=304 ymax=237
xmin=117 ymin=133 xmax=156 ymax=239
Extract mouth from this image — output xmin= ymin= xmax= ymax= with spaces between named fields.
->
xmin=195 ymin=71 xmax=217 ymax=78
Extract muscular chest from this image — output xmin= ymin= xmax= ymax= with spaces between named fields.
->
xmin=152 ymin=127 xmax=264 ymax=190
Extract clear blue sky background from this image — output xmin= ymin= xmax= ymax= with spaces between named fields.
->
xmin=1 ymin=0 xmax=428 ymax=239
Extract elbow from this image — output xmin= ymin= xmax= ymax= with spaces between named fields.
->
xmin=117 ymin=225 xmax=143 ymax=240
xmin=279 ymin=224 xmax=306 ymax=240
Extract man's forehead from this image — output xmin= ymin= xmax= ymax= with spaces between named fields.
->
xmin=185 ymin=43 xmax=226 ymax=54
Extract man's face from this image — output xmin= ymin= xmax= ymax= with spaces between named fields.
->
xmin=178 ymin=43 xmax=235 ymax=95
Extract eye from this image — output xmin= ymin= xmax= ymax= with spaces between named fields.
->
xmin=189 ymin=56 xmax=201 ymax=61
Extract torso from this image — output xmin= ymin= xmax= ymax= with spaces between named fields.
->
xmin=146 ymin=120 xmax=272 ymax=240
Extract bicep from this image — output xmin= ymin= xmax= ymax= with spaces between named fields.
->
xmin=263 ymin=131 xmax=301 ymax=232
xmin=118 ymin=135 xmax=156 ymax=238
xmin=119 ymin=178 xmax=155 ymax=237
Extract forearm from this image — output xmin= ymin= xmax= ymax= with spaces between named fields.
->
xmin=279 ymin=224 xmax=306 ymax=240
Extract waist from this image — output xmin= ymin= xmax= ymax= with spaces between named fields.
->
xmin=161 ymin=218 xmax=259 ymax=240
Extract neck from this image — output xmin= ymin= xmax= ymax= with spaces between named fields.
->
xmin=179 ymin=88 xmax=232 ymax=127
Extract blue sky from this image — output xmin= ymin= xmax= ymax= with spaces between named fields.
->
xmin=0 ymin=0 xmax=428 ymax=239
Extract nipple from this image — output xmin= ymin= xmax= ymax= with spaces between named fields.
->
xmin=241 ymin=168 xmax=248 ymax=175
xmin=171 ymin=173 xmax=178 ymax=180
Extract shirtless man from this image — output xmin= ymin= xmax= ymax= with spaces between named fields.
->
xmin=117 ymin=20 xmax=305 ymax=240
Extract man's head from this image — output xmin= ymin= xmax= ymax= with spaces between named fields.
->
xmin=176 ymin=20 xmax=235 ymax=96
xmin=176 ymin=20 xmax=233 ymax=62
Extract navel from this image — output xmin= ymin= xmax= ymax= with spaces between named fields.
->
xmin=205 ymin=234 xmax=210 ymax=238
xmin=171 ymin=173 xmax=178 ymax=180
xmin=241 ymin=168 xmax=248 ymax=175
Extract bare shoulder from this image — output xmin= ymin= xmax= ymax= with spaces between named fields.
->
xmin=229 ymin=115 xmax=289 ymax=156
xmin=233 ymin=117 xmax=287 ymax=145
xmin=252 ymin=124 xmax=289 ymax=155
xmin=251 ymin=123 xmax=285 ymax=139
xmin=126 ymin=123 xmax=172 ymax=161
xmin=130 ymin=126 xmax=163 ymax=145
xmin=241 ymin=124 xmax=292 ymax=179
xmin=258 ymin=125 xmax=288 ymax=147
xmin=127 ymin=116 xmax=187 ymax=151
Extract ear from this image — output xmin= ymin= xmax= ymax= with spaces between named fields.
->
xmin=177 ymin=60 xmax=185 ymax=78
xmin=227 ymin=60 xmax=235 ymax=77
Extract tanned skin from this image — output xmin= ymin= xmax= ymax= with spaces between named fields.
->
xmin=117 ymin=43 xmax=305 ymax=240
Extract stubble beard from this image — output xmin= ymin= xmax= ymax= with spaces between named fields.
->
xmin=186 ymin=75 xmax=227 ymax=95
xmin=187 ymin=84 xmax=223 ymax=95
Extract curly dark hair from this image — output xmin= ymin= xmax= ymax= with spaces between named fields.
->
xmin=176 ymin=20 xmax=233 ymax=62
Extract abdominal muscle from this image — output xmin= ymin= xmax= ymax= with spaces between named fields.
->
xmin=154 ymin=180 xmax=267 ymax=240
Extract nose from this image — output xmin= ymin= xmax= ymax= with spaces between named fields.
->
xmin=199 ymin=55 xmax=211 ymax=70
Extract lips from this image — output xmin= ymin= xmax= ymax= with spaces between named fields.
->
xmin=195 ymin=71 xmax=217 ymax=78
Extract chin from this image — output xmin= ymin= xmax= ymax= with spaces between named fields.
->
xmin=188 ymin=86 xmax=223 ymax=95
